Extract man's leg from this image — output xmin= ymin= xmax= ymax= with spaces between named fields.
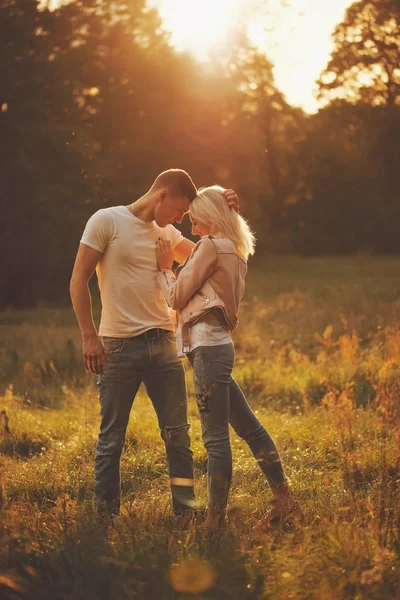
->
xmin=143 ymin=332 xmax=196 ymax=515
xmin=95 ymin=337 xmax=144 ymax=515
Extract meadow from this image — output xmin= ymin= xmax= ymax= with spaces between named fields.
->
xmin=0 ymin=256 xmax=399 ymax=600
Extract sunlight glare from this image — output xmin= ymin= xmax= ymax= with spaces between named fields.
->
xmin=157 ymin=0 xmax=241 ymax=61
xmin=153 ymin=0 xmax=354 ymax=112
xmin=246 ymin=0 xmax=355 ymax=112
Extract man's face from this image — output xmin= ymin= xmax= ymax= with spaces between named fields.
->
xmin=154 ymin=192 xmax=190 ymax=227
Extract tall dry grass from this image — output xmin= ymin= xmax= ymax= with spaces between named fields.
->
xmin=0 ymin=257 xmax=399 ymax=599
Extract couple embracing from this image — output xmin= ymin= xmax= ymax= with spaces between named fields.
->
xmin=70 ymin=169 xmax=300 ymax=532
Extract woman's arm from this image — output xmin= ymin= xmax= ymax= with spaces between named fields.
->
xmin=157 ymin=237 xmax=217 ymax=310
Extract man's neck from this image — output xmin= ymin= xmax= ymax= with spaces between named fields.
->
xmin=126 ymin=192 xmax=155 ymax=222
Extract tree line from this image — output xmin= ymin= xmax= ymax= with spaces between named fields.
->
xmin=1 ymin=0 xmax=399 ymax=307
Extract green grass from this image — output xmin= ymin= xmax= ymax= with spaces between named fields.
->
xmin=0 ymin=256 xmax=399 ymax=599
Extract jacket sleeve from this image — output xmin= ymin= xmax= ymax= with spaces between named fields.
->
xmin=157 ymin=238 xmax=217 ymax=310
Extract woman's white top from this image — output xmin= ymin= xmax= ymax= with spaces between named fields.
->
xmin=176 ymin=309 xmax=233 ymax=357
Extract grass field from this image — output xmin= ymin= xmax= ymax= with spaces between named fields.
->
xmin=0 ymin=256 xmax=399 ymax=599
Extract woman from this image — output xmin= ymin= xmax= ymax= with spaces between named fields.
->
xmin=156 ymin=186 xmax=298 ymax=531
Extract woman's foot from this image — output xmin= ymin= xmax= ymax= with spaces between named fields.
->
xmin=203 ymin=506 xmax=227 ymax=534
xmin=258 ymin=482 xmax=303 ymax=528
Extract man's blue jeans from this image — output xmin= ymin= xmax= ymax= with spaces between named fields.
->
xmin=188 ymin=343 xmax=286 ymax=510
xmin=95 ymin=329 xmax=195 ymax=515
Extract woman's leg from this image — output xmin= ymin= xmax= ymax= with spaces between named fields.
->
xmin=229 ymin=375 xmax=301 ymax=525
xmin=228 ymin=377 xmax=286 ymax=488
xmin=188 ymin=344 xmax=234 ymax=521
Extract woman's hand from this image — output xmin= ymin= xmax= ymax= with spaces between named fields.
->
xmin=224 ymin=189 xmax=240 ymax=213
xmin=157 ymin=238 xmax=174 ymax=271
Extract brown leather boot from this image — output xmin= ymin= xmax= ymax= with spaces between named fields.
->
xmin=258 ymin=482 xmax=303 ymax=528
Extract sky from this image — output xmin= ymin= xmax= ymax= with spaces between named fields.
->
xmin=149 ymin=0 xmax=356 ymax=113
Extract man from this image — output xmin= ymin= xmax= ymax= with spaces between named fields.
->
xmin=70 ymin=169 xmax=238 ymax=516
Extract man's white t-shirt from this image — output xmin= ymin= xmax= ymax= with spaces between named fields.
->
xmin=81 ymin=206 xmax=183 ymax=337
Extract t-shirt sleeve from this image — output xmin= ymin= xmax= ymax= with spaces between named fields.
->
xmin=80 ymin=209 xmax=115 ymax=253
xmin=164 ymin=224 xmax=184 ymax=248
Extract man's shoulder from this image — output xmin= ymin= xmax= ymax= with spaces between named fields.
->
xmin=91 ymin=205 xmax=124 ymax=218
xmin=87 ymin=206 xmax=130 ymax=231
xmin=81 ymin=207 xmax=120 ymax=250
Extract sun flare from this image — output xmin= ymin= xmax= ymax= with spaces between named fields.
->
xmin=157 ymin=0 xmax=241 ymax=62
xmin=153 ymin=0 xmax=354 ymax=112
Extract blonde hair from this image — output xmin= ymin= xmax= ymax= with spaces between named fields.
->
xmin=190 ymin=185 xmax=255 ymax=260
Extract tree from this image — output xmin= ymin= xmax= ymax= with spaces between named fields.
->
xmin=0 ymin=0 xmax=93 ymax=306
xmin=1 ymin=0 xmax=256 ymax=305
xmin=288 ymin=101 xmax=400 ymax=254
xmin=208 ymin=31 xmax=304 ymax=239
xmin=318 ymin=0 xmax=400 ymax=107
xmin=0 ymin=0 xmax=179 ymax=306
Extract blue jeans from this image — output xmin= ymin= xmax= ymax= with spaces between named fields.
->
xmin=95 ymin=329 xmax=195 ymax=515
xmin=188 ymin=343 xmax=286 ymax=510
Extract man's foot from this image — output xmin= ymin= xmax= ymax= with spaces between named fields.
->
xmin=96 ymin=499 xmax=120 ymax=518
xmin=203 ymin=506 xmax=227 ymax=534
xmin=174 ymin=508 xmax=198 ymax=529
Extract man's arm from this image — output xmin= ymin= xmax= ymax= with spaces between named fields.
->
xmin=172 ymin=238 xmax=195 ymax=264
xmin=171 ymin=189 xmax=239 ymax=264
xmin=224 ymin=189 xmax=239 ymax=213
xmin=70 ymin=243 xmax=106 ymax=374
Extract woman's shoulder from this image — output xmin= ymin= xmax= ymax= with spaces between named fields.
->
xmin=209 ymin=237 xmax=237 ymax=253
xmin=183 ymin=237 xmax=218 ymax=267
xmin=194 ymin=236 xmax=217 ymax=253
xmin=195 ymin=237 xmax=244 ymax=262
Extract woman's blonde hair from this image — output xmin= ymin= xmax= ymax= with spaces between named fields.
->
xmin=190 ymin=185 xmax=255 ymax=260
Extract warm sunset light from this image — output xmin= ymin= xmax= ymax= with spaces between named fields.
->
xmin=154 ymin=0 xmax=242 ymax=62
xmin=151 ymin=0 xmax=355 ymax=112
xmin=4 ymin=0 xmax=400 ymax=594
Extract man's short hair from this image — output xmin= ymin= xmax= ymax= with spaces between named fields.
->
xmin=152 ymin=169 xmax=197 ymax=201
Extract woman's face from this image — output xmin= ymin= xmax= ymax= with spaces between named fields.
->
xmin=190 ymin=215 xmax=211 ymax=237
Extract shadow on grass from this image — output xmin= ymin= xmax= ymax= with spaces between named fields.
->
xmin=0 ymin=513 xmax=267 ymax=600
xmin=0 ymin=434 xmax=47 ymax=459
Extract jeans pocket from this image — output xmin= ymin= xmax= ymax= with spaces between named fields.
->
xmin=102 ymin=337 xmax=125 ymax=354
xmin=165 ymin=331 xmax=177 ymax=345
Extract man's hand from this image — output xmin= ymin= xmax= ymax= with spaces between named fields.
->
xmin=83 ymin=333 xmax=107 ymax=374
xmin=224 ymin=189 xmax=240 ymax=213
xmin=157 ymin=238 xmax=174 ymax=271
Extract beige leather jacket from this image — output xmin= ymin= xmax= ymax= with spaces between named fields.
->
xmin=157 ymin=236 xmax=247 ymax=352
